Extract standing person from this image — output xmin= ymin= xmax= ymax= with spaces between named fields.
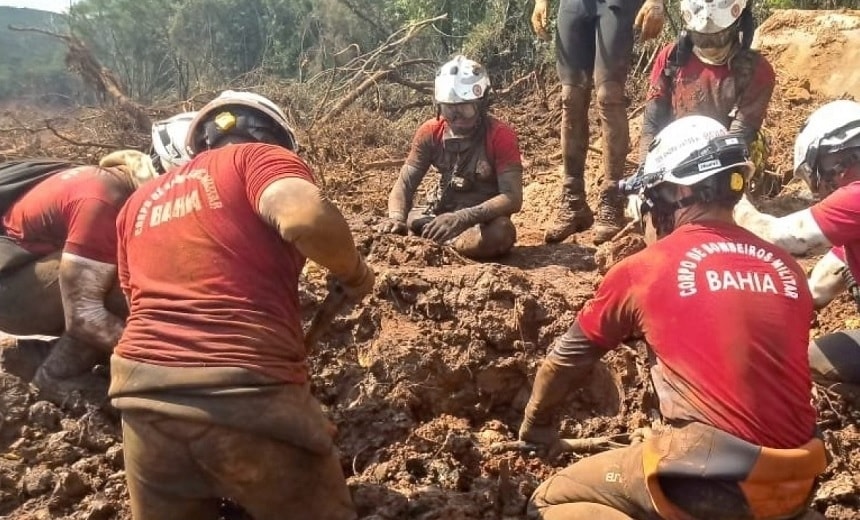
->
xmin=640 ymin=0 xmax=775 ymax=180
xmin=0 ymin=150 xmax=158 ymax=399
xmin=520 ymin=116 xmax=826 ymax=519
xmin=377 ymin=55 xmax=524 ymax=260
xmin=110 ymin=90 xmax=373 ymax=520
xmin=534 ymin=0 xmax=665 ymax=244
xmin=735 ymin=100 xmax=860 ymax=385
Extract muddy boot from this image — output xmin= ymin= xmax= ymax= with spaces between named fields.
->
xmin=544 ymin=84 xmax=594 ymax=244
xmin=593 ymin=81 xmax=630 ymax=244
xmin=31 ymin=334 xmax=108 ymax=405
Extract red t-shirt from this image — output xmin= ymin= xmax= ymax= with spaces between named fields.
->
xmin=405 ymin=116 xmax=522 ymax=174
xmin=115 ymin=143 xmax=315 ymax=384
xmin=577 ymin=221 xmax=815 ymax=448
xmin=1 ymin=165 xmax=132 ymax=264
xmin=810 ymin=181 xmax=860 ymax=280
xmin=647 ymin=44 xmax=776 ymax=131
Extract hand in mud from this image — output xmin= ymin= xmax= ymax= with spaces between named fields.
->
xmin=421 ymin=212 xmax=470 ymax=244
xmin=634 ymin=0 xmax=665 ymax=41
xmin=518 ymin=418 xmax=563 ymax=459
xmin=337 ymin=257 xmax=375 ymax=302
xmin=531 ymin=0 xmax=551 ymax=41
xmin=376 ymin=218 xmax=407 ymax=235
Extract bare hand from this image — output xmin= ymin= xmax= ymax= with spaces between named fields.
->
xmin=634 ymin=0 xmax=665 ymax=41
xmin=531 ymin=0 xmax=551 ymax=42
xmin=376 ymin=218 xmax=407 ymax=235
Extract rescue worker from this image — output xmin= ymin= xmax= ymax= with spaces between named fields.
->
xmin=735 ymin=100 xmax=860 ymax=386
xmin=640 ymin=0 xmax=775 ymax=176
xmin=377 ymin=55 xmax=523 ymax=260
xmin=109 ymin=90 xmax=372 ymax=520
xmin=520 ymin=116 xmax=826 ymax=519
xmin=0 ymin=148 xmax=160 ymax=399
xmin=534 ymin=0 xmax=664 ymax=244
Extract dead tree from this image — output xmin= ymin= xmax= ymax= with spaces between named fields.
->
xmin=8 ymin=25 xmax=152 ymax=131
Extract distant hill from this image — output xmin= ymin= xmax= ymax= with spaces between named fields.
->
xmin=0 ymin=6 xmax=81 ymax=104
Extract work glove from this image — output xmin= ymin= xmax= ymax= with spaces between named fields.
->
xmin=376 ymin=217 xmax=407 ymax=235
xmin=337 ymin=256 xmax=375 ymax=303
xmin=634 ymin=0 xmax=665 ymax=41
xmin=421 ymin=211 xmax=472 ymax=244
xmin=100 ymin=149 xmax=158 ymax=187
xmin=518 ymin=416 xmax=559 ymax=448
xmin=531 ymin=0 xmax=551 ymax=42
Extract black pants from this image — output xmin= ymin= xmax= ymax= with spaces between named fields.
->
xmin=810 ymin=331 xmax=860 ymax=384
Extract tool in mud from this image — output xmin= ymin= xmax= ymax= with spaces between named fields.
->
xmin=490 ymin=428 xmax=652 ymax=455
xmin=304 ymin=280 xmax=349 ymax=354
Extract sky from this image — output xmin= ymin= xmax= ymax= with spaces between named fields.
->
xmin=0 ymin=0 xmax=78 ymax=13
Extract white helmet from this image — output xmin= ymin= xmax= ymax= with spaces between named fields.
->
xmin=680 ymin=0 xmax=747 ymax=34
xmin=621 ymin=115 xmax=752 ymax=197
xmin=151 ymin=111 xmax=196 ymax=172
xmin=434 ymin=55 xmax=490 ymax=104
xmin=793 ymin=100 xmax=860 ymax=192
xmin=186 ymin=90 xmax=298 ymax=157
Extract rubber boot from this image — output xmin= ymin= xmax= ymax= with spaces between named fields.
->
xmin=593 ymin=81 xmax=630 ymax=244
xmin=544 ymin=84 xmax=594 ymax=243
xmin=31 ymin=334 xmax=108 ymax=405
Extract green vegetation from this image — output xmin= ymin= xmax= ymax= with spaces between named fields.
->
xmin=0 ymin=7 xmax=81 ymax=103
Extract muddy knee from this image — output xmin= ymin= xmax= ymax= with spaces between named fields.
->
xmin=452 ymin=217 xmax=516 ymax=260
xmin=595 ymin=81 xmax=626 ymax=110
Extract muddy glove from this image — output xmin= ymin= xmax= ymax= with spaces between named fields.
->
xmin=518 ymin=416 xmax=560 ymax=448
xmin=376 ymin=217 xmax=407 ymax=235
xmin=337 ymin=256 xmax=375 ymax=303
xmin=422 ymin=211 xmax=472 ymax=244
xmin=634 ymin=0 xmax=665 ymax=41
xmin=531 ymin=0 xmax=551 ymax=42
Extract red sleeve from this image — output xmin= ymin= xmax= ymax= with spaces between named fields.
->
xmin=646 ymin=45 xmax=673 ymax=102
xmin=404 ymin=119 xmax=440 ymax=171
xmin=809 ymin=182 xmax=860 ymax=247
xmin=239 ymin=144 xmax=318 ymax=208
xmin=575 ymin=261 xmax=639 ymax=349
xmin=116 ymin=204 xmax=130 ymax=296
xmin=487 ymin=121 xmax=522 ymax=173
xmin=64 ymin=198 xmax=122 ymax=264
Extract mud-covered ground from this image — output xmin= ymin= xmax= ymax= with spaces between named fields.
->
xmin=2 ymin=10 xmax=860 ymax=519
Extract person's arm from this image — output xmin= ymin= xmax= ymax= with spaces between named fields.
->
xmin=640 ymin=47 xmax=673 ymax=159
xmin=387 ymin=163 xmax=428 ymax=223
xmin=519 ymin=262 xmax=638 ymax=445
xmin=734 ymin=196 xmax=830 ymax=255
xmin=457 ymin=165 xmax=523 ymax=223
xmin=258 ymin=177 xmax=373 ymax=298
xmin=809 ymin=249 xmax=849 ymax=310
xmin=59 ymin=254 xmax=125 ymax=352
xmin=728 ymin=55 xmax=776 ymax=145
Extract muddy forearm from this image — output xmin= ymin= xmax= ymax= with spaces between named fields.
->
xmin=524 ymin=323 xmax=602 ymax=424
xmin=728 ymin=118 xmax=757 ymax=145
xmin=258 ymin=177 xmax=364 ymax=281
xmin=456 ymin=166 xmax=523 ymax=225
xmin=809 ymin=251 xmax=849 ymax=310
xmin=734 ymin=196 xmax=829 ymax=254
xmin=59 ymin=254 xmax=125 ymax=353
xmin=640 ymin=98 xmax=670 ymax=159
xmin=388 ymin=164 xmax=426 ymax=221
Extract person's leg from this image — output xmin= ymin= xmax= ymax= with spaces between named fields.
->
xmin=0 ymin=252 xmax=64 ymax=336
xmin=121 ymin=410 xmax=221 ymax=520
xmin=590 ymin=0 xmax=641 ymax=244
xmin=451 ymin=216 xmax=517 ymax=259
xmin=545 ymin=0 xmax=598 ymax=243
xmin=809 ymin=330 xmax=860 ymax=384
xmin=528 ymin=445 xmax=657 ymax=519
xmin=190 ymin=423 xmax=356 ymax=520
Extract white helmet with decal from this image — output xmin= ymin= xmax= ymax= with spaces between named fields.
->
xmin=434 ymin=55 xmax=490 ymax=104
xmin=151 ymin=111 xmax=196 ymax=172
xmin=680 ymin=0 xmax=747 ymax=34
xmin=793 ymin=100 xmax=860 ymax=193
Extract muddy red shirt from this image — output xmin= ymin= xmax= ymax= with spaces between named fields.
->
xmin=1 ymin=165 xmax=132 ymax=263
xmin=810 ymin=181 xmax=860 ymax=280
xmin=577 ymin=221 xmax=815 ymax=448
xmin=115 ymin=143 xmax=315 ymax=384
xmin=405 ymin=116 xmax=522 ymax=173
xmin=647 ymin=44 xmax=776 ymax=132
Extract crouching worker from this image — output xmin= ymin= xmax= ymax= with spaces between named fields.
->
xmin=110 ymin=91 xmax=373 ymax=520
xmin=0 ymin=151 xmax=158 ymax=399
xmin=376 ymin=55 xmax=524 ymax=260
xmin=519 ymin=116 xmax=827 ymax=520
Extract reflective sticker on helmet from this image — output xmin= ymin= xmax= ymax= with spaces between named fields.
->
xmin=699 ymin=159 xmax=722 ymax=171
xmin=472 ymin=84 xmax=483 ymax=97
xmin=215 ymin=111 xmax=237 ymax=131
xmin=730 ymin=171 xmax=745 ymax=191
